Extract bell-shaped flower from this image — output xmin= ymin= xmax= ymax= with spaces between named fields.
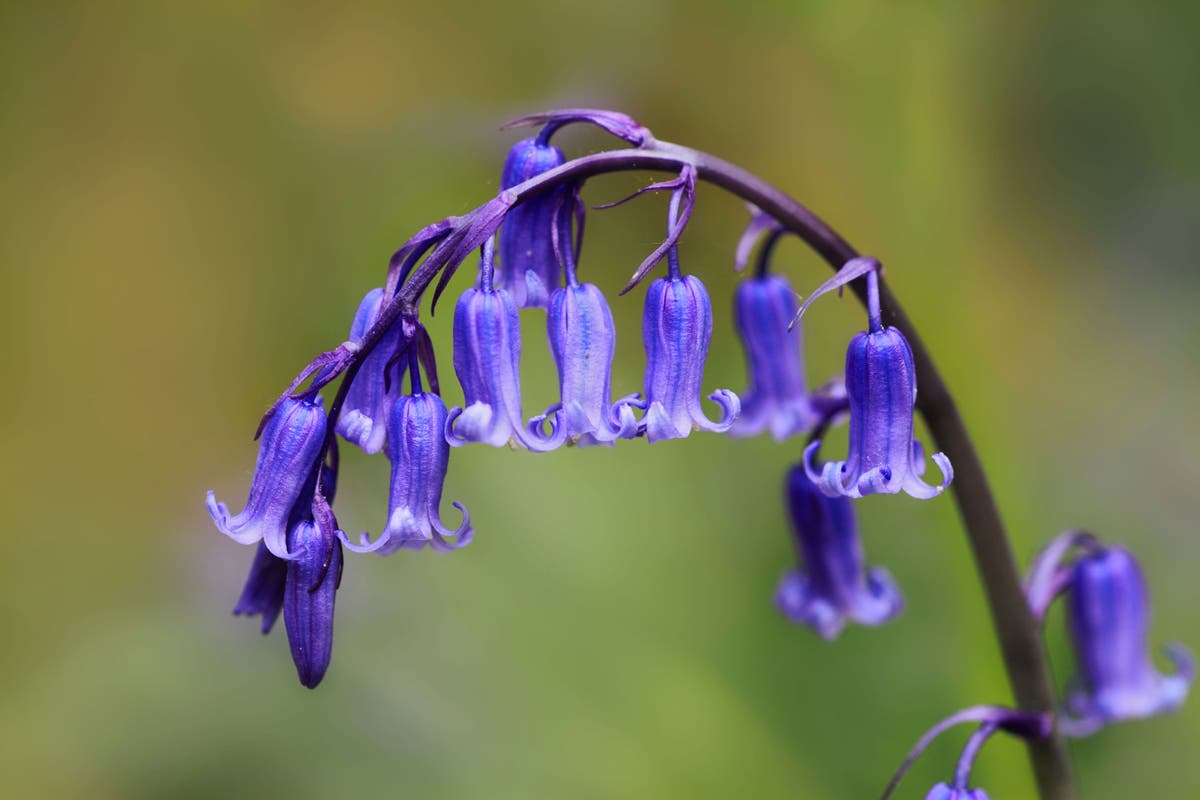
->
xmin=775 ymin=465 xmax=903 ymax=639
xmin=496 ymin=137 xmax=570 ymax=308
xmin=1061 ymin=545 xmax=1194 ymax=737
xmin=283 ymin=517 xmax=342 ymax=689
xmin=729 ymin=273 xmax=829 ymax=440
xmin=801 ymin=261 xmax=952 ymax=499
xmin=925 ymin=787 xmax=988 ymax=800
xmin=335 ymin=288 xmax=406 ymax=454
xmin=233 ymin=541 xmax=287 ymax=634
xmin=344 ymin=391 xmax=472 ymax=555
xmin=627 ymin=273 xmax=739 ymax=443
xmin=207 ymin=395 xmax=327 ymax=559
xmin=447 ymin=277 xmax=557 ymax=451
xmin=528 ymin=282 xmax=638 ymax=447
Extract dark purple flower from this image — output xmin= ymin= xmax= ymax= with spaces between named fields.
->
xmin=925 ymin=786 xmax=989 ymax=800
xmin=623 ymin=273 xmax=739 ymax=442
xmin=496 ymin=137 xmax=569 ymax=308
xmin=447 ymin=275 xmax=556 ymax=451
xmin=283 ymin=517 xmax=341 ymax=689
xmin=232 ymin=541 xmax=287 ymax=634
xmin=528 ymin=282 xmax=638 ymax=447
xmin=1061 ymin=545 xmax=1193 ymax=737
xmin=207 ymin=395 xmax=327 ymax=558
xmin=775 ymin=465 xmax=902 ymax=639
xmin=729 ymin=274 xmax=826 ymax=441
xmin=345 ymin=391 xmax=472 ymax=555
xmin=336 ymin=288 xmax=406 ymax=454
xmin=802 ymin=262 xmax=951 ymax=498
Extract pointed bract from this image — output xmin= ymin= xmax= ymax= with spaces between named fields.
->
xmin=1061 ymin=545 xmax=1194 ymax=736
xmin=623 ymin=274 xmax=739 ymax=442
xmin=775 ymin=466 xmax=903 ymax=639
xmin=207 ymin=396 xmax=328 ymax=558
xmin=496 ymin=138 xmax=570 ymax=308
xmin=283 ymin=519 xmax=341 ymax=689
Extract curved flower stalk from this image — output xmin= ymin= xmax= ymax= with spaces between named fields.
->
xmin=446 ymin=242 xmax=558 ymax=451
xmin=1061 ymin=544 xmax=1193 ymax=737
xmin=335 ymin=287 xmax=408 ymax=454
xmin=775 ymin=464 xmax=903 ymax=639
xmin=881 ymin=706 xmax=1051 ymax=800
xmin=345 ymin=389 xmax=472 ymax=555
xmin=799 ymin=258 xmax=952 ymax=499
xmin=729 ymin=272 xmax=832 ymax=440
xmin=207 ymin=395 xmax=328 ymax=559
xmin=496 ymin=136 xmax=571 ymax=308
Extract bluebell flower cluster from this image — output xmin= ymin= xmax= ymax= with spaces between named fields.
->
xmin=207 ymin=110 xmax=1188 ymax=800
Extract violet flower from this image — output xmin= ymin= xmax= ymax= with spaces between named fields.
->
xmin=496 ymin=136 xmax=570 ymax=308
xmin=775 ymin=465 xmax=903 ymax=639
xmin=800 ymin=259 xmax=952 ymax=499
xmin=345 ymin=387 xmax=472 ymax=555
xmin=446 ymin=241 xmax=556 ymax=451
xmin=528 ymin=277 xmax=638 ymax=448
xmin=729 ymin=272 xmax=830 ymax=441
xmin=284 ymin=517 xmax=342 ymax=689
xmin=233 ymin=541 xmax=287 ymax=634
xmin=335 ymin=287 xmax=407 ymax=454
xmin=1061 ymin=545 xmax=1193 ymax=737
xmin=207 ymin=395 xmax=328 ymax=559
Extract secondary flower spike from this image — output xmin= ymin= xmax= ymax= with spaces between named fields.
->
xmin=1061 ymin=544 xmax=1194 ymax=737
xmin=283 ymin=517 xmax=342 ymax=689
xmin=729 ymin=273 xmax=829 ymax=440
xmin=800 ymin=259 xmax=952 ymax=499
xmin=775 ymin=464 xmax=903 ymax=639
xmin=335 ymin=287 xmax=407 ymax=454
xmin=207 ymin=395 xmax=328 ymax=559
xmin=446 ymin=242 xmax=557 ymax=451
xmin=496 ymin=136 xmax=570 ymax=308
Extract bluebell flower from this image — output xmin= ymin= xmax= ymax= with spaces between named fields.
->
xmin=207 ymin=395 xmax=328 ymax=559
xmin=233 ymin=541 xmax=287 ymax=634
xmin=925 ymin=786 xmax=988 ymax=800
xmin=729 ymin=273 xmax=829 ymax=441
xmin=801 ymin=260 xmax=952 ymax=499
xmin=496 ymin=137 xmax=570 ymax=308
xmin=626 ymin=273 xmax=739 ymax=442
xmin=1061 ymin=545 xmax=1194 ymax=737
xmin=336 ymin=287 xmax=407 ymax=454
xmin=345 ymin=390 xmax=472 ymax=555
xmin=283 ymin=517 xmax=342 ymax=689
xmin=775 ymin=465 xmax=903 ymax=639
xmin=528 ymin=282 xmax=638 ymax=447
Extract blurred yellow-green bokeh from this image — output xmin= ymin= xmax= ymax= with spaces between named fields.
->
xmin=2 ymin=2 xmax=1197 ymax=798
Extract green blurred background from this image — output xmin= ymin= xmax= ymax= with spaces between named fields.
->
xmin=2 ymin=1 xmax=1197 ymax=797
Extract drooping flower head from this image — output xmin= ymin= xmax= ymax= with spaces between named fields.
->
xmin=446 ymin=240 xmax=556 ymax=451
xmin=611 ymin=168 xmax=738 ymax=441
xmin=207 ymin=395 xmax=328 ymax=558
xmin=284 ymin=515 xmax=342 ymax=689
xmin=345 ymin=358 xmax=472 ymax=555
xmin=496 ymin=136 xmax=571 ymax=308
xmin=1061 ymin=544 xmax=1193 ymax=737
xmin=335 ymin=287 xmax=409 ymax=454
xmin=799 ymin=258 xmax=952 ymax=499
xmin=775 ymin=464 xmax=903 ymax=639
xmin=729 ymin=270 xmax=834 ymax=440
